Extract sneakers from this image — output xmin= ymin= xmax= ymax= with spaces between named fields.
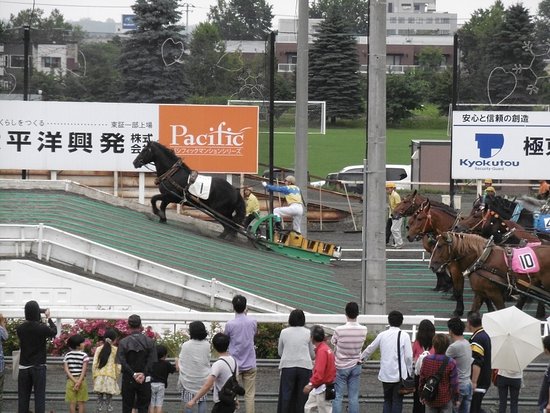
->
xmin=394 ymin=244 xmax=404 ymax=249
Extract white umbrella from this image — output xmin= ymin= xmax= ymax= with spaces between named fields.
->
xmin=483 ymin=306 xmax=544 ymax=372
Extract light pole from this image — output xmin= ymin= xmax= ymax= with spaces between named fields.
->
xmin=181 ymin=3 xmax=195 ymax=32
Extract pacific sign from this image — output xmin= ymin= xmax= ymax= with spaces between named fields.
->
xmin=452 ymin=111 xmax=550 ymax=180
xmin=0 ymin=101 xmax=259 ymax=173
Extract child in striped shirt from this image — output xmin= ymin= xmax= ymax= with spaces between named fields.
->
xmin=64 ymin=334 xmax=90 ymax=413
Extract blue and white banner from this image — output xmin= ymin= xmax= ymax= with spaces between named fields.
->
xmin=452 ymin=111 xmax=550 ymax=180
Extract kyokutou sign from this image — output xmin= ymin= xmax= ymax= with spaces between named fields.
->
xmin=452 ymin=111 xmax=550 ymax=180
xmin=0 ymin=101 xmax=259 ymax=173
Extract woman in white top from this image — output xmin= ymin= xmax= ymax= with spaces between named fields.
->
xmin=277 ymin=309 xmax=315 ymax=413
xmin=179 ymin=321 xmax=211 ymax=413
xmin=496 ymin=368 xmax=523 ymax=413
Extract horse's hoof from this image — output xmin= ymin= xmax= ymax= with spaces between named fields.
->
xmin=159 ymin=218 xmax=167 ymax=224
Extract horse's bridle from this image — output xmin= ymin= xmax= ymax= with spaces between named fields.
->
xmin=464 ymin=208 xmax=487 ymax=232
xmin=399 ymin=193 xmax=419 ymax=217
xmin=416 ymin=206 xmax=433 ymax=237
xmin=429 ymin=233 xmax=454 ymax=273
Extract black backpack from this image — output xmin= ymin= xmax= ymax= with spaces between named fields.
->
xmin=218 ymin=358 xmax=245 ymax=405
xmin=420 ymin=356 xmax=450 ymax=402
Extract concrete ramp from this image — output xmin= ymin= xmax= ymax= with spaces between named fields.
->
xmin=0 ymin=184 xmax=354 ymax=313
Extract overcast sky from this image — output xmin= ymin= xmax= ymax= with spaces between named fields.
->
xmin=0 ymin=0 xmax=542 ymax=27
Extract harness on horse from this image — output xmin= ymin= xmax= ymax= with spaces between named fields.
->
xmin=154 ymin=159 xmax=199 ymax=200
xmin=461 ymin=236 xmax=538 ymax=297
xmin=486 ymin=210 xmax=518 ymax=244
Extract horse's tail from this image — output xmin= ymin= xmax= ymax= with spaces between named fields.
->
xmin=233 ymin=189 xmax=246 ymax=225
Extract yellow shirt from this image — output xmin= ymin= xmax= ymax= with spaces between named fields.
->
xmin=92 ymin=344 xmax=121 ymax=381
xmin=388 ymin=190 xmax=401 ymax=218
xmin=245 ymin=193 xmax=260 ymax=215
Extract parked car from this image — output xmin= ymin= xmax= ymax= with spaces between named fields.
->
xmin=309 ymin=164 xmax=411 ymax=193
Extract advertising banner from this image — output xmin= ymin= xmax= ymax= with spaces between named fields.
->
xmin=0 ymin=101 xmax=258 ymax=173
xmin=452 ymin=111 xmax=550 ymax=180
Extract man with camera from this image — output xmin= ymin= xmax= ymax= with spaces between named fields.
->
xmin=16 ymin=300 xmax=57 ymax=413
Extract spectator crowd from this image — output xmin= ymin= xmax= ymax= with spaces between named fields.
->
xmin=1 ymin=299 xmax=549 ymax=413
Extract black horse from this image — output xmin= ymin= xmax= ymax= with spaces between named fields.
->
xmin=485 ymin=195 xmax=550 ymax=241
xmin=133 ymin=141 xmax=245 ymax=238
xmin=485 ymin=195 xmax=533 ymax=229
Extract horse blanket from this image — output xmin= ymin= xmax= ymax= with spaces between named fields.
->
xmin=505 ymin=246 xmax=540 ymax=274
xmin=188 ymin=175 xmax=212 ymax=200
xmin=534 ymin=214 xmax=550 ymax=233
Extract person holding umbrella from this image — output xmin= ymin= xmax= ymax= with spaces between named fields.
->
xmin=482 ymin=306 xmax=544 ymax=413
xmin=495 ymin=367 xmax=522 ymax=413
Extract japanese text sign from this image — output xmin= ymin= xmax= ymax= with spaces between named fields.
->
xmin=452 ymin=111 xmax=550 ymax=180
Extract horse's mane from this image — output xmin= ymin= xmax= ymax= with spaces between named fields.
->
xmin=428 ymin=200 xmax=458 ymax=218
xmin=446 ymin=232 xmax=487 ymax=257
xmin=411 ymin=193 xmax=458 ymax=216
xmin=151 ymin=141 xmax=191 ymax=170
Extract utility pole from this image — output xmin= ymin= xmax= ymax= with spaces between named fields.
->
xmin=295 ymin=0 xmax=309 ymax=237
xmin=362 ymin=0 xmax=387 ymax=315
xmin=181 ymin=3 xmax=195 ymax=32
xmin=268 ymin=31 xmax=276 ymax=213
xmin=22 ymin=24 xmax=31 ymax=180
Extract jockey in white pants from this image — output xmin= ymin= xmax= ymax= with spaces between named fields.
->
xmin=262 ymin=175 xmax=304 ymax=233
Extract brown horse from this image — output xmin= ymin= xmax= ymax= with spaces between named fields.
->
xmin=406 ymin=200 xmax=460 ymax=241
xmin=429 ymin=232 xmax=550 ymax=317
xmin=405 ymin=200 xmax=475 ymax=313
xmin=393 ymin=190 xmax=457 ymax=219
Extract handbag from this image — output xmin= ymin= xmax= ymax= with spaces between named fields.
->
xmin=397 ymin=331 xmax=415 ymax=395
xmin=491 ymin=368 xmax=499 ymax=386
xmin=325 ymin=383 xmax=336 ymax=400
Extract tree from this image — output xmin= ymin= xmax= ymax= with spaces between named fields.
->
xmin=416 ymin=47 xmax=445 ymax=72
xmin=457 ymin=1 xmax=505 ymax=103
xmin=535 ymin=0 xmax=550 ymax=44
xmin=208 ymin=0 xmax=273 ymax=40
xmin=118 ymin=0 xmax=190 ymax=103
xmin=186 ymin=22 xmax=241 ymax=97
xmin=308 ymin=10 xmax=363 ymax=124
xmin=309 ymin=0 xmax=369 ymax=35
xmin=386 ymin=73 xmax=425 ymax=125
xmin=65 ymin=40 xmax=122 ymax=102
xmin=488 ymin=4 xmax=544 ymax=103
xmin=5 ymin=8 xmax=84 ymax=42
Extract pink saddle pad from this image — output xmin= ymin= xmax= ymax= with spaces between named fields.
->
xmin=505 ymin=247 xmax=540 ymax=273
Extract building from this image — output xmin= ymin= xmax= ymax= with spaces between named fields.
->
xmin=0 ymin=29 xmax=79 ymax=93
xmin=276 ymin=0 xmax=457 ymax=74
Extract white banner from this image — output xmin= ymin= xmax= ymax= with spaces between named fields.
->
xmin=0 ymin=101 xmax=158 ymax=172
xmin=452 ymin=111 xmax=550 ymax=180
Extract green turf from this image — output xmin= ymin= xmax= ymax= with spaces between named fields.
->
xmin=258 ymin=126 xmax=448 ymax=179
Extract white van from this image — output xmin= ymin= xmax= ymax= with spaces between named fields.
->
xmin=310 ymin=164 xmax=411 ymax=192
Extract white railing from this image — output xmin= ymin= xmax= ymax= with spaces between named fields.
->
xmin=0 ymin=309 xmax=547 ymax=340
xmin=0 ymin=224 xmax=292 ymax=314
xmin=341 ymin=248 xmax=431 ymax=262
xmin=0 ymin=307 xmax=433 ymax=339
